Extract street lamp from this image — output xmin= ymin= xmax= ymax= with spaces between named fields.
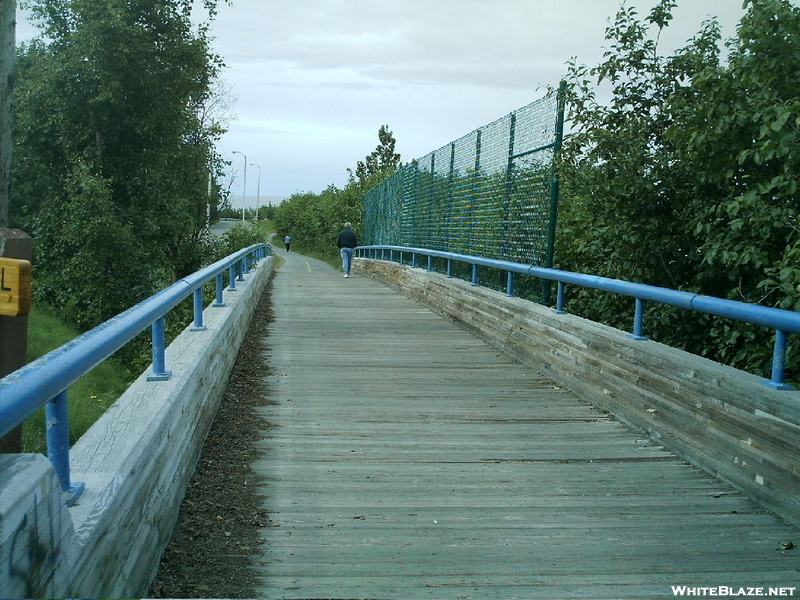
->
xmin=232 ymin=150 xmax=247 ymax=223
xmin=250 ymin=163 xmax=261 ymax=221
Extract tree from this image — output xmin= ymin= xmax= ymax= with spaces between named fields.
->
xmin=557 ymin=0 xmax=800 ymax=379
xmin=0 ymin=0 xmax=14 ymax=227
xmin=559 ymin=0 xmax=719 ymax=295
xmin=352 ymin=125 xmax=401 ymax=186
xmin=667 ymin=0 xmax=800 ymax=308
xmin=276 ymin=125 xmax=402 ymax=261
xmin=13 ymin=0 xmax=228 ymax=328
xmin=663 ymin=0 xmax=800 ymax=373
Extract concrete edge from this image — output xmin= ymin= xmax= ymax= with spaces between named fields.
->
xmin=0 ymin=255 xmax=275 ymax=598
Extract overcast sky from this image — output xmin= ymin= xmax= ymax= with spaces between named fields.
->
xmin=16 ymin=1 xmax=753 ymax=201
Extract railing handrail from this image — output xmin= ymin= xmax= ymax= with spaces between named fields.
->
xmin=357 ymin=244 xmax=799 ymax=390
xmin=0 ymin=243 xmax=268 ymax=437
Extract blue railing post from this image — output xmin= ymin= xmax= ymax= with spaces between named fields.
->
xmin=244 ymin=254 xmax=251 ymax=274
xmin=764 ymin=330 xmax=794 ymax=390
xmin=631 ymin=298 xmax=648 ymax=340
xmin=556 ymin=282 xmax=567 ymax=314
xmin=506 ymin=272 xmax=514 ymax=297
xmin=0 ymin=242 xmax=270 ymax=506
xmin=46 ymin=390 xmax=85 ymax=506
xmin=237 ymin=260 xmax=245 ymax=281
xmin=191 ymin=287 xmax=206 ymax=331
xmin=330 ymin=245 xmax=800 ymax=391
xmin=147 ymin=316 xmax=172 ymax=381
xmin=428 ymin=256 xmax=433 ymax=272
xmin=228 ymin=264 xmax=237 ymax=291
xmin=214 ymin=273 xmax=226 ymax=307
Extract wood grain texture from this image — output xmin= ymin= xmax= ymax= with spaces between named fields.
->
xmin=255 ymin=251 xmax=799 ymax=600
xmin=356 ymin=259 xmax=800 ymax=527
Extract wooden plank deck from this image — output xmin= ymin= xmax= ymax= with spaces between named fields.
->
xmin=254 ymin=248 xmax=799 ymax=599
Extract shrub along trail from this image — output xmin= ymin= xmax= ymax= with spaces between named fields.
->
xmin=149 ymin=280 xmax=275 ymax=598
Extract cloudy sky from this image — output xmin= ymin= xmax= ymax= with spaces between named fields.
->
xmin=16 ymin=1 xmax=751 ymax=201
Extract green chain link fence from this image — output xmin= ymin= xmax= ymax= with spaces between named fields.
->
xmin=362 ymin=84 xmax=565 ymax=276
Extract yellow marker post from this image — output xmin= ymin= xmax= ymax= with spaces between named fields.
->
xmin=0 ymin=257 xmax=32 ymax=317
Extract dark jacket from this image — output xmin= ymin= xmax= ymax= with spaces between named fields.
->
xmin=337 ymin=229 xmax=358 ymax=249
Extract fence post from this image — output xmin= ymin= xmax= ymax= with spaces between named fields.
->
xmin=45 ymin=390 xmax=85 ymax=506
xmin=147 ymin=316 xmax=171 ymax=381
xmin=214 ymin=273 xmax=226 ymax=307
xmin=0 ymin=5 xmax=25 ymax=454
xmin=228 ymin=264 xmax=237 ymax=290
xmin=0 ymin=0 xmax=13 ymax=228
xmin=500 ymin=112 xmax=517 ymax=260
xmin=631 ymin=298 xmax=648 ymax=341
xmin=191 ymin=287 xmax=206 ymax=330
xmin=555 ymin=282 xmax=567 ymax=314
xmin=764 ymin=330 xmax=794 ymax=390
xmin=470 ymin=130 xmax=482 ymax=252
xmin=543 ymin=81 xmax=567 ymax=305
xmin=0 ymin=230 xmax=32 ymax=453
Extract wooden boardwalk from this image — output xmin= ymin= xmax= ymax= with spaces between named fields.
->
xmin=254 ymin=248 xmax=799 ymax=599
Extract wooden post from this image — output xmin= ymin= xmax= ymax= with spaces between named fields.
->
xmin=0 ymin=230 xmax=31 ymax=453
xmin=1 ymin=0 xmax=15 ymax=227
xmin=0 ymin=2 xmax=25 ymax=453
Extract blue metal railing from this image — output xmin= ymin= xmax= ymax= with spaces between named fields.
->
xmin=0 ymin=243 xmax=270 ymax=506
xmin=357 ymin=245 xmax=800 ymax=392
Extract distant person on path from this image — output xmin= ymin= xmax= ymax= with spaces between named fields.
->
xmin=284 ymin=235 xmax=292 ymax=252
xmin=336 ymin=223 xmax=358 ymax=278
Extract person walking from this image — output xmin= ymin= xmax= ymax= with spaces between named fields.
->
xmin=284 ymin=235 xmax=292 ymax=252
xmin=336 ymin=223 xmax=358 ymax=278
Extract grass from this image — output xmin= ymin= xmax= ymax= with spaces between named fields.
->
xmin=21 ymin=304 xmax=138 ymax=453
xmin=17 ymin=221 xmax=280 ymax=454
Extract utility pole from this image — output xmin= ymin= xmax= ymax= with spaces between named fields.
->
xmin=232 ymin=150 xmax=247 ymax=223
xmin=1 ymin=0 xmax=32 ymax=454
xmin=250 ymin=162 xmax=260 ymax=220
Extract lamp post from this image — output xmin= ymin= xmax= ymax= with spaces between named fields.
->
xmin=250 ymin=163 xmax=261 ymax=221
xmin=232 ymin=150 xmax=247 ymax=223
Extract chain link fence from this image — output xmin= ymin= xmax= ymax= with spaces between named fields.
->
xmin=362 ymin=85 xmax=565 ymax=271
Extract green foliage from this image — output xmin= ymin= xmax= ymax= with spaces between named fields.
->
xmin=560 ymin=0 xmax=714 ymax=288
xmin=21 ymin=216 xmax=270 ymax=452
xmin=24 ymin=304 xmax=135 ymax=453
xmin=275 ymin=126 xmax=401 ymax=263
xmin=213 ymin=222 xmax=269 ymax=258
xmin=274 ymin=184 xmax=362 ymax=262
xmin=12 ymin=0 xmax=229 ymax=330
xmin=352 ymin=124 xmax=401 ymax=187
xmin=218 ymin=204 xmax=277 ymax=221
xmin=558 ymin=0 xmax=800 ymax=381
xmin=667 ymin=0 xmax=800 ymax=305
xmin=31 ymin=161 xmax=156 ymax=328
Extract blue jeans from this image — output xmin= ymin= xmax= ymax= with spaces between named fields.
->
xmin=340 ymin=247 xmax=354 ymax=275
